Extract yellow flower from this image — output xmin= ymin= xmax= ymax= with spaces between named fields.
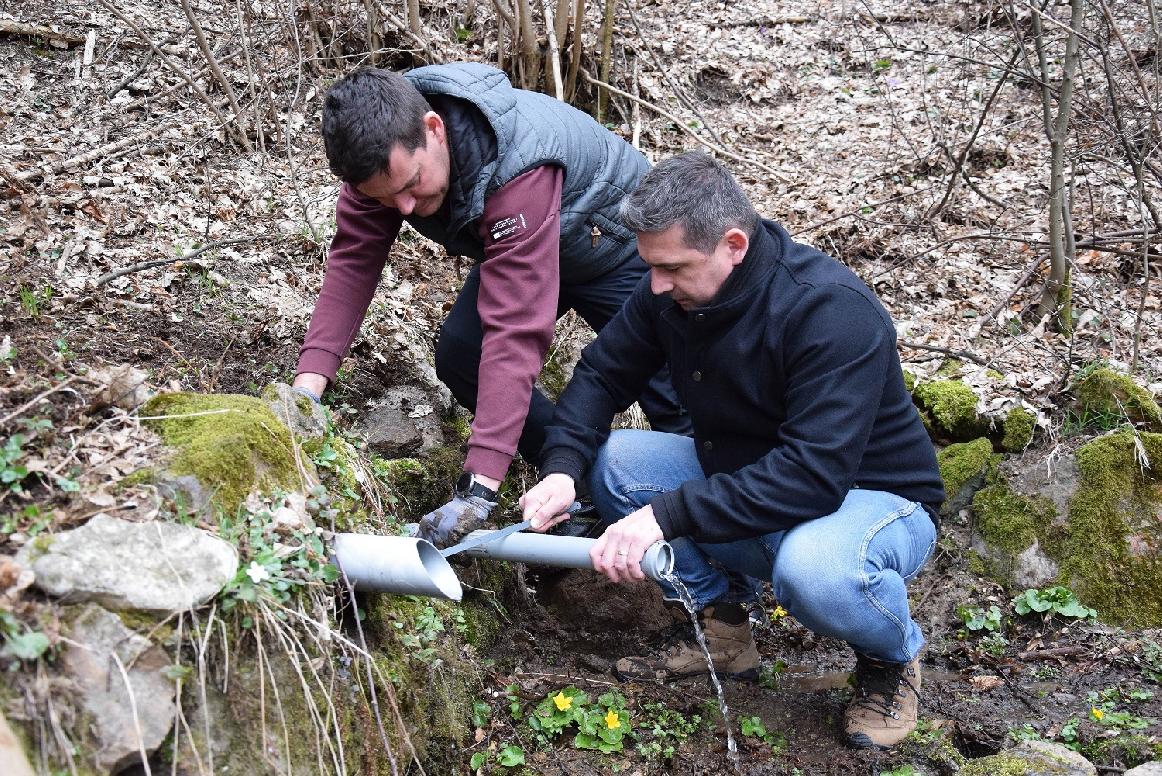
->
xmin=604 ymin=709 xmax=621 ymax=729
xmin=771 ymin=605 xmax=788 ymax=620
xmin=552 ymin=692 xmax=572 ymax=711
xmin=1091 ymin=707 xmax=1104 ymax=721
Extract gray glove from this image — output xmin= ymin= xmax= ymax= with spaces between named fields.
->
xmin=417 ymin=495 xmax=497 ymax=549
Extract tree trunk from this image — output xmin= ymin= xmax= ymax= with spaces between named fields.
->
xmin=595 ymin=0 xmax=616 ymax=121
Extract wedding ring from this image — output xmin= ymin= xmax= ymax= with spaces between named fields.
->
xmin=616 ymin=550 xmax=628 ymax=557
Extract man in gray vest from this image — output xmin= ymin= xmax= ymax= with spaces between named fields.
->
xmin=292 ymin=64 xmax=692 ymax=546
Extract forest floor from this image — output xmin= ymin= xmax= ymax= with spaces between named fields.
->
xmin=2 ymin=0 xmax=1161 ymax=773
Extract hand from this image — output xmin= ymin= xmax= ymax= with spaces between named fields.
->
xmin=293 ymin=373 xmax=329 ymax=400
xmin=416 ymin=495 xmax=496 ymax=549
xmin=520 ymin=473 xmax=576 ymax=532
xmin=591 ymin=505 xmax=664 ymax=583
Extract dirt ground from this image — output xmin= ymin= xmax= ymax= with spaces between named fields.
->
xmin=467 ymin=518 xmax=1162 ymax=775
xmin=3 ymin=0 xmax=1162 ymax=773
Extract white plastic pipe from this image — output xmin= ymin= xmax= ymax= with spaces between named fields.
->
xmin=331 ymin=531 xmax=675 ymax=600
xmin=457 ymin=530 xmax=675 ymax=581
xmin=331 ymin=534 xmax=463 ymax=601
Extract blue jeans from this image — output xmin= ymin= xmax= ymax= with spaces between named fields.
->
xmin=588 ymin=429 xmax=937 ymax=663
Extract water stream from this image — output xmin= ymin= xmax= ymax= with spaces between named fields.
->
xmin=661 ymin=571 xmax=741 ymax=773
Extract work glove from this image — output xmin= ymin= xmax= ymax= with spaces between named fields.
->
xmin=417 ymin=494 xmax=497 ymax=549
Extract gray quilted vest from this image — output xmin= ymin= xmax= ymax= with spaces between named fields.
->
xmin=403 ymin=63 xmax=647 ymax=284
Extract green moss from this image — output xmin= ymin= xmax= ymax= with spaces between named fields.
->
xmin=973 ymin=484 xmax=1056 ymax=556
xmin=142 ymin=392 xmax=307 ymax=515
xmin=376 ymin=446 xmax=464 ymax=520
xmin=960 ymin=751 xmax=1066 ymax=775
xmin=935 ymin=359 xmax=963 ymax=377
xmin=914 ymin=380 xmax=989 ymax=441
xmin=1002 ymin=407 xmax=1036 ymax=452
xmin=1084 ymin=733 xmax=1162 ymax=769
xmin=902 ymin=369 xmax=916 ymax=394
xmin=118 ymin=467 xmax=156 ymax=486
xmin=937 ymin=437 xmax=999 ymax=513
xmin=1074 ymin=368 xmax=1162 ymax=429
xmin=1060 ymin=430 xmax=1162 ymax=625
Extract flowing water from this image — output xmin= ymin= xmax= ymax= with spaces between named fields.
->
xmin=661 ymin=571 xmax=741 ymax=773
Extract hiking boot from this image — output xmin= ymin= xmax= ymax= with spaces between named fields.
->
xmin=613 ymin=603 xmax=760 ymax=682
xmin=844 ymin=653 xmax=922 ymax=749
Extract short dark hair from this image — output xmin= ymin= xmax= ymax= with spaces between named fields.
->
xmin=620 ymin=152 xmax=759 ymax=253
xmin=321 ymin=67 xmax=432 ymax=184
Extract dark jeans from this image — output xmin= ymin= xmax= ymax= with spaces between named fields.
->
xmin=434 ymin=255 xmax=692 ymax=466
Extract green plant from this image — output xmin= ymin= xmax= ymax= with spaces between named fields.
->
xmin=1143 ymin=640 xmax=1162 ymax=683
xmin=879 ymin=767 xmax=917 ymax=776
xmin=759 ymin=658 xmax=788 ymax=689
xmin=1087 ymin=687 xmax=1156 ymax=732
xmin=1059 ymin=716 xmax=1081 ymax=750
xmin=1012 ymin=586 xmax=1096 ymax=620
xmin=957 ymin=604 xmax=1003 ymax=633
xmin=872 ymin=58 xmax=893 ymax=71
xmin=0 ymin=611 xmax=50 ymax=661
xmin=978 ymin=632 xmax=1009 ymax=657
xmin=217 ymin=494 xmax=341 ymax=621
xmin=496 ymin=744 xmax=524 ymax=767
xmin=738 ymin=715 xmax=786 ymax=750
xmin=524 ymin=687 xmax=631 ymax=754
xmin=635 ymin=701 xmax=700 ymax=760
xmin=19 ymin=285 xmax=53 ymax=317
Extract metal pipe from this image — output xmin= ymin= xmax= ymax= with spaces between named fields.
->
xmin=457 ymin=530 xmax=675 ymax=581
xmin=331 ymin=534 xmax=463 ymax=601
xmin=330 ymin=531 xmax=675 ymax=599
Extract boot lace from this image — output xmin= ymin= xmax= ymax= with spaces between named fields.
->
xmin=850 ymin=655 xmax=918 ymax=719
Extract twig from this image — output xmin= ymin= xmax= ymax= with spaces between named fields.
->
xmin=15 ymin=124 xmax=174 ymax=182
xmin=94 ymin=0 xmax=247 ymax=150
xmin=898 ymin=341 xmax=990 ymax=367
xmin=108 ymin=651 xmax=153 ymax=776
xmin=580 ymin=70 xmax=791 ymax=182
xmin=924 ymin=45 xmax=1021 ymax=220
xmin=95 ymin=237 xmax=256 ymax=286
xmin=1016 ymin=645 xmax=1087 ymax=659
xmin=179 ymin=0 xmax=252 ymax=151
xmin=791 ymin=183 xmax=938 ymax=237
xmin=541 ymin=0 xmax=564 ymax=100
xmin=977 ymin=253 xmax=1050 ymax=329
xmin=0 ymin=377 xmax=78 ymax=427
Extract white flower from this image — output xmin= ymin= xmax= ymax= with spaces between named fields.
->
xmin=246 ymin=561 xmax=270 ymax=584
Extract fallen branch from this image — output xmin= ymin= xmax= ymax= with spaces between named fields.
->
xmin=580 ymin=70 xmax=791 ymax=182
xmin=0 ymin=18 xmax=85 ymax=47
xmin=0 ymin=377 xmax=78 ymax=427
xmin=15 ymin=123 xmax=174 ymax=183
xmin=898 ymin=341 xmax=990 ymax=366
xmin=1017 ymin=645 xmax=1088 ymax=660
xmin=94 ymin=237 xmax=258 ymax=286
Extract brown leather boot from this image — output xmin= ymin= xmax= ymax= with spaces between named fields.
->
xmin=613 ymin=603 xmax=760 ymax=682
xmin=844 ymin=653 xmax=922 ymax=749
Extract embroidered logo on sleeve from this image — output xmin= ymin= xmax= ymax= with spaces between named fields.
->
xmin=489 ymin=213 xmax=528 ymax=241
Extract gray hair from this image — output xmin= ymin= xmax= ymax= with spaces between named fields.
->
xmin=620 ymin=152 xmax=759 ymax=253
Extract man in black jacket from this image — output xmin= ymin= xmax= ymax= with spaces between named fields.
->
xmin=519 ymin=152 xmax=945 ymax=749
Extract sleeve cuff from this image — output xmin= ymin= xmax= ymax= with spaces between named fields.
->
xmin=464 ymin=445 xmax=514 ymax=483
xmin=650 ymin=490 xmax=692 ymax=541
xmin=538 ymin=449 xmax=587 ymax=484
xmin=296 ymin=348 xmax=342 ymax=383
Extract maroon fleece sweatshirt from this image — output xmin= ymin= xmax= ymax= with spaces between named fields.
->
xmin=297 ymin=165 xmax=564 ymax=481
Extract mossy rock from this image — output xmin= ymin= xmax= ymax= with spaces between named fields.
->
xmin=1073 ymin=367 xmax=1162 ymax=429
xmin=1060 ymin=430 xmax=1162 ymax=626
xmin=1002 ymin=407 xmax=1036 ymax=452
xmin=937 ymin=437 xmax=999 ymax=516
xmin=970 ymin=430 xmax=1162 ymax=625
xmin=142 ymin=392 xmax=314 ymax=516
xmin=914 ymin=379 xmax=990 ymax=442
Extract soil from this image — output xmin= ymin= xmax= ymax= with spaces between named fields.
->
xmin=469 ymin=522 xmax=1162 ymax=775
xmin=3 ymin=0 xmax=1162 ymax=773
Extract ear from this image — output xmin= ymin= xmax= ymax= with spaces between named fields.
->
xmin=723 ymin=227 xmax=749 ymax=266
xmin=424 ymin=111 xmax=446 ymax=144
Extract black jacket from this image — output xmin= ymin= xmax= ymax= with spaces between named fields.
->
xmin=540 ymin=219 xmax=945 ymax=543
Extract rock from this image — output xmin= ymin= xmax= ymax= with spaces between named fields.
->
xmin=358 ymin=385 xmax=448 ymax=458
xmin=17 ymin=514 xmax=238 ymax=613
xmin=262 ymin=381 xmax=328 ymax=444
xmin=1013 ymin=539 xmax=1059 ymax=590
xmin=88 ymin=364 xmax=152 ymax=410
xmin=1126 ymin=762 xmax=1162 ymax=775
xmin=141 ymin=391 xmax=315 ymax=514
xmin=961 ymin=739 xmax=1095 ymax=775
xmin=61 ymin=605 xmax=176 ymax=773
